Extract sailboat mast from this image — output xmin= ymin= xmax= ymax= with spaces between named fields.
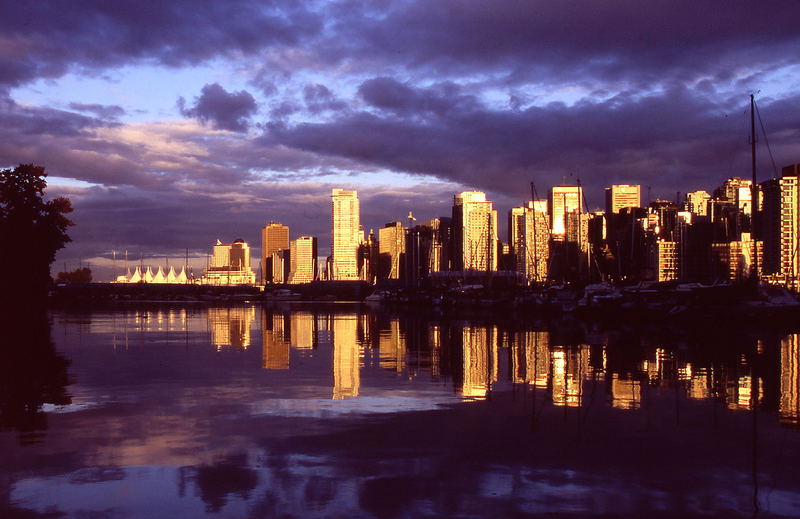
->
xmin=750 ymin=94 xmax=759 ymax=283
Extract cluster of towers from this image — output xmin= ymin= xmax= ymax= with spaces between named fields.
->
xmin=217 ymin=161 xmax=791 ymax=289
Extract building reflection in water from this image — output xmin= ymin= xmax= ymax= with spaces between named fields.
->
xmin=290 ymin=312 xmax=316 ymax=351
xmin=208 ymin=307 xmax=255 ymax=349
xmin=460 ymin=325 xmax=497 ymax=399
xmin=262 ymin=311 xmax=290 ymax=370
xmin=197 ymin=307 xmax=800 ymax=425
xmin=781 ymin=334 xmax=799 ymax=425
xmin=379 ymin=319 xmax=406 ymax=372
xmin=333 ymin=315 xmax=360 ymax=400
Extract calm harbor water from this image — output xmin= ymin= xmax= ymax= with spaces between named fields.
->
xmin=2 ymin=304 xmax=800 ymax=518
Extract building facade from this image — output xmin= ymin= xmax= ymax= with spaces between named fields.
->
xmin=605 ymin=185 xmax=641 ymax=215
xmin=509 ymin=201 xmax=549 ymax=283
xmin=331 ymin=188 xmax=361 ymax=280
xmin=261 ymin=222 xmax=289 ymax=284
xmin=452 ymin=191 xmax=498 ymax=271
xmin=378 ymin=221 xmax=406 ymax=279
xmin=202 ymin=239 xmax=256 ymax=285
xmin=288 ymin=236 xmax=317 ymax=284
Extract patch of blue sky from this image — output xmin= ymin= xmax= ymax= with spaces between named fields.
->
xmin=10 ymin=59 xmax=256 ymax=123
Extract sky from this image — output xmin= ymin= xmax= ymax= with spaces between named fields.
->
xmin=2 ymin=1 xmax=799 ymax=280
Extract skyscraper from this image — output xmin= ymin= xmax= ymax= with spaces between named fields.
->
xmin=331 ymin=189 xmax=361 ymax=280
xmin=605 ymin=185 xmax=641 ymax=215
xmin=549 ymin=185 xmax=583 ymax=236
xmin=288 ymin=236 xmax=317 ymax=284
xmin=508 ymin=201 xmax=549 ymax=283
xmin=452 ymin=191 xmax=498 ymax=271
xmin=760 ymin=164 xmax=800 ymax=287
xmin=261 ymin=222 xmax=289 ymax=284
xmin=378 ymin=221 xmax=405 ymax=279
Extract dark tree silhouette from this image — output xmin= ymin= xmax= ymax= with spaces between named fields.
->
xmin=0 ymin=164 xmax=73 ymax=306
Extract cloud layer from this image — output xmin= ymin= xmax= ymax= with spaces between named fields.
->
xmin=0 ymin=1 xmax=798 ymax=279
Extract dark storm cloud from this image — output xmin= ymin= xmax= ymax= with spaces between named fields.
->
xmin=319 ymin=0 xmax=800 ymax=87
xmin=68 ymin=102 xmax=126 ymax=120
xmin=0 ymin=94 xmax=104 ymax=137
xmin=270 ymin=80 xmax=800 ymax=201
xmin=179 ymin=83 xmax=258 ymax=132
xmin=0 ymin=1 xmax=322 ymax=87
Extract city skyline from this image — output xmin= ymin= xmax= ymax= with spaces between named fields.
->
xmin=1 ymin=2 xmax=798 ymax=279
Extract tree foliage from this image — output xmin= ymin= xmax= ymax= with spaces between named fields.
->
xmin=0 ymin=164 xmax=74 ymax=304
xmin=54 ymin=267 xmax=92 ymax=285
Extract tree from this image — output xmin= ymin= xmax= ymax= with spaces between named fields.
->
xmin=55 ymin=267 xmax=92 ymax=285
xmin=0 ymin=164 xmax=74 ymax=305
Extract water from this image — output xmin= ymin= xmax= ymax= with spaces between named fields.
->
xmin=2 ymin=304 xmax=800 ymax=518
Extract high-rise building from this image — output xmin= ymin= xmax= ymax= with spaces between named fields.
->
xmin=378 ymin=221 xmax=406 ymax=279
xmin=288 ymin=236 xmax=317 ymax=284
xmin=202 ymin=239 xmax=256 ymax=285
xmin=654 ymin=240 xmax=679 ymax=281
xmin=549 ymin=185 xmax=583 ymax=236
xmin=261 ymin=222 xmax=289 ymax=284
xmin=760 ymin=164 xmax=800 ymax=288
xmin=452 ymin=191 xmax=498 ymax=271
xmin=331 ymin=189 xmax=361 ymax=280
xmin=605 ymin=185 xmax=641 ymax=215
xmin=685 ymin=190 xmax=711 ymax=216
xmin=508 ymin=201 xmax=549 ymax=283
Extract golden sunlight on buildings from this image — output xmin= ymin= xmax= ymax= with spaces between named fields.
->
xmin=333 ymin=315 xmax=360 ymax=399
xmin=262 ymin=312 xmax=290 ymax=370
xmin=208 ymin=307 xmax=255 ymax=349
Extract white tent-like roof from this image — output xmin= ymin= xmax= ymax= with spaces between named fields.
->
xmin=144 ymin=267 xmax=154 ymax=283
xmin=176 ymin=267 xmax=188 ymax=284
xmin=153 ymin=266 xmax=166 ymax=283
xmin=166 ymin=266 xmax=177 ymax=283
xmin=129 ymin=266 xmax=142 ymax=283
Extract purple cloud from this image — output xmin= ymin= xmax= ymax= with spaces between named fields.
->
xmin=179 ymin=83 xmax=258 ymax=132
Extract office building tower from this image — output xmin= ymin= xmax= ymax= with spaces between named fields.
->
xmin=605 ymin=185 xmax=641 ymax=215
xmin=452 ymin=191 xmax=498 ymax=271
xmin=358 ymin=230 xmax=379 ymax=283
xmin=760 ymin=164 xmax=800 ymax=288
xmin=685 ymin=190 xmax=711 ymax=216
xmin=261 ymin=222 xmax=289 ymax=284
xmin=288 ymin=236 xmax=317 ymax=284
xmin=508 ymin=201 xmax=549 ymax=283
xmin=331 ymin=189 xmax=361 ymax=280
xmin=378 ymin=221 xmax=406 ymax=279
xmin=549 ymin=185 xmax=583 ymax=237
xmin=202 ymin=239 xmax=256 ymax=285
xmin=714 ymin=177 xmax=752 ymax=202
xmin=271 ymin=249 xmax=289 ymax=283
xmin=654 ymin=240 xmax=679 ymax=281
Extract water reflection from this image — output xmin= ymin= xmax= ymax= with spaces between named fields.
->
xmin=4 ymin=307 xmax=800 ymax=518
xmin=208 ymin=306 xmax=255 ymax=349
xmin=332 ymin=315 xmax=360 ymax=399
xmin=0 ymin=311 xmax=71 ymax=440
